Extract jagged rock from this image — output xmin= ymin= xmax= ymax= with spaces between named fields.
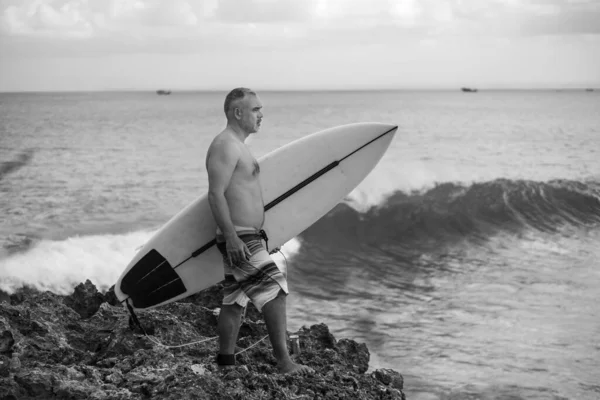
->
xmin=64 ymin=279 xmax=105 ymax=318
xmin=0 ymin=281 xmax=406 ymax=399
xmin=8 ymin=286 xmax=40 ymax=305
xmin=337 ymin=338 xmax=370 ymax=374
xmin=9 ymin=355 xmax=21 ymax=373
xmin=0 ymin=330 xmax=14 ymax=354
xmin=0 ymin=291 xmax=10 ymax=305
xmin=103 ymin=285 xmax=120 ymax=307
xmin=0 ymin=376 xmax=23 ymax=400
xmin=190 ymin=364 xmax=208 ymax=376
xmin=0 ymin=354 xmax=10 ymax=377
xmin=373 ymin=368 xmax=404 ymax=390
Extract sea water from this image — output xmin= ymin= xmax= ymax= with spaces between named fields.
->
xmin=1 ymin=90 xmax=599 ymax=399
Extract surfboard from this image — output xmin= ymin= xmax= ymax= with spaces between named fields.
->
xmin=114 ymin=122 xmax=398 ymax=310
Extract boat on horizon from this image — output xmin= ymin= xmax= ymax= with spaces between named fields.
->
xmin=156 ymin=90 xmax=172 ymax=95
xmin=461 ymin=87 xmax=478 ymax=93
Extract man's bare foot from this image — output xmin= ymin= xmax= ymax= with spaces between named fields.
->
xmin=278 ymin=360 xmax=314 ymax=376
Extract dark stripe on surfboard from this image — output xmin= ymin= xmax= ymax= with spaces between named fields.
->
xmin=184 ymin=125 xmax=397 ymax=262
xmin=265 ymin=126 xmax=397 ymax=212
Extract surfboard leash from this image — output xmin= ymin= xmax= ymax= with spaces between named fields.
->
xmin=140 ymin=332 xmax=269 ymax=354
xmin=125 ymin=298 xmax=149 ymax=336
xmin=123 ymin=230 xmax=284 ymax=353
xmin=124 ymin=298 xmax=270 ymax=354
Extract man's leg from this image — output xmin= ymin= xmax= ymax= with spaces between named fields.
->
xmin=218 ymin=303 xmax=244 ymax=362
xmin=262 ymin=290 xmax=313 ymax=375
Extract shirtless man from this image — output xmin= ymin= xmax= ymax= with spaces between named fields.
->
xmin=205 ymin=88 xmax=313 ymax=375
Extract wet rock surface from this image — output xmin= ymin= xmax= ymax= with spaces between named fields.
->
xmin=0 ymin=282 xmax=405 ymax=400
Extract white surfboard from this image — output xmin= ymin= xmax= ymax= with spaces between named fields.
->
xmin=115 ymin=122 xmax=397 ymax=310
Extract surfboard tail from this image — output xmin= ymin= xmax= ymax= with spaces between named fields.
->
xmin=120 ymin=249 xmax=187 ymax=308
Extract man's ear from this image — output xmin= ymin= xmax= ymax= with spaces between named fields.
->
xmin=234 ymin=107 xmax=242 ymax=119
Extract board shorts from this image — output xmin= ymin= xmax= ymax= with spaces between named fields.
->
xmin=215 ymin=227 xmax=288 ymax=312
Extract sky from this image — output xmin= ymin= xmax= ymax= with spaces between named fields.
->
xmin=0 ymin=0 xmax=599 ymax=91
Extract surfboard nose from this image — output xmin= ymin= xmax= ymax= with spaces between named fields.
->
xmin=348 ymin=122 xmax=398 ymax=138
xmin=377 ymin=122 xmax=398 ymax=131
xmin=381 ymin=123 xmax=398 ymax=135
xmin=352 ymin=122 xmax=397 ymax=131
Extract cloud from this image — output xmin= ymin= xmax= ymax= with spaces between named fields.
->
xmin=0 ymin=0 xmax=598 ymax=52
xmin=471 ymin=0 xmax=600 ymax=36
xmin=0 ymin=0 xmax=204 ymax=38
xmin=214 ymin=0 xmax=316 ymax=23
xmin=520 ymin=1 xmax=600 ymax=35
xmin=103 ymin=0 xmax=200 ymax=28
xmin=1 ymin=0 xmax=94 ymax=38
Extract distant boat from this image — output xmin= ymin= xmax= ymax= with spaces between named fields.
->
xmin=585 ymin=88 xmax=594 ymax=92
xmin=156 ymin=90 xmax=172 ymax=95
xmin=461 ymin=87 xmax=478 ymax=93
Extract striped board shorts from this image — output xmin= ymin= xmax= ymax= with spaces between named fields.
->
xmin=215 ymin=227 xmax=288 ymax=312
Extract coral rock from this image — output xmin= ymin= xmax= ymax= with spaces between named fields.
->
xmin=0 ymin=281 xmax=406 ymax=400
xmin=0 ymin=330 xmax=14 ymax=354
xmin=373 ymin=368 xmax=404 ymax=390
xmin=0 ymin=354 xmax=10 ymax=377
xmin=64 ymin=279 xmax=105 ymax=318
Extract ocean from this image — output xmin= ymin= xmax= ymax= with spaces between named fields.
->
xmin=1 ymin=90 xmax=599 ymax=399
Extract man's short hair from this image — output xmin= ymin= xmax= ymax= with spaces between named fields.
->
xmin=224 ymin=87 xmax=256 ymax=115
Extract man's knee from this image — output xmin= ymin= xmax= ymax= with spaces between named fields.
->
xmin=262 ymin=289 xmax=287 ymax=309
xmin=220 ymin=302 xmax=244 ymax=317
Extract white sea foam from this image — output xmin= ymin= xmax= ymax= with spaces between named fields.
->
xmin=0 ymin=230 xmax=303 ymax=296
xmin=0 ymin=230 xmax=154 ymax=294
xmin=343 ymin=160 xmax=448 ymax=212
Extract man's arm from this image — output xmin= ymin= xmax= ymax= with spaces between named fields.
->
xmin=206 ymin=141 xmax=239 ymax=240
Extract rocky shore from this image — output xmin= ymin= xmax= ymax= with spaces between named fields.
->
xmin=0 ymin=280 xmax=405 ymax=399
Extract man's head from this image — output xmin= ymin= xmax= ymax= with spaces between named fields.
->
xmin=224 ymin=87 xmax=263 ymax=134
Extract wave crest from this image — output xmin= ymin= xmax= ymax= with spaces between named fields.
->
xmin=301 ymin=179 xmax=600 ymax=251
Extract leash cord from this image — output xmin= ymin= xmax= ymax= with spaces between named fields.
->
xmin=126 ymin=303 xmax=270 ymax=354
xmin=140 ymin=329 xmax=269 ymax=355
xmin=125 ymin=235 xmax=287 ymax=355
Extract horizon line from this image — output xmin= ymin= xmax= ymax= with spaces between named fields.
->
xmin=0 ymin=86 xmax=598 ymax=94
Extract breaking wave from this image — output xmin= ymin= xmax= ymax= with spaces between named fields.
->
xmin=2 ymin=178 xmax=599 ymax=296
xmin=301 ymin=178 xmax=600 ymax=252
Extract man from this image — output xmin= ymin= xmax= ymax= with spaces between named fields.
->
xmin=205 ymin=88 xmax=313 ymax=375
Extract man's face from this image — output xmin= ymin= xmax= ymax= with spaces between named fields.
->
xmin=236 ymin=94 xmax=263 ymax=134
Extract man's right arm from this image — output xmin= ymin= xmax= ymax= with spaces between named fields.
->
xmin=206 ymin=141 xmax=239 ymax=240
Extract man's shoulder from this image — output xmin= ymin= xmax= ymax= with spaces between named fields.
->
xmin=212 ymin=129 xmax=238 ymax=145
xmin=207 ymin=131 xmax=241 ymax=159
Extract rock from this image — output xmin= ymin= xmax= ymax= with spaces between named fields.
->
xmin=305 ymin=323 xmax=337 ymax=349
xmin=103 ymin=285 xmax=120 ymax=307
xmin=0 ymin=291 xmax=10 ymax=305
xmin=13 ymin=369 xmax=53 ymax=397
xmin=373 ymin=368 xmax=404 ymax=390
xmin=0 ymin=376 xmax=23 ymax=400
xmin=0 ymin=354 xmax=10 ymax=377
xmin=190 ymin=364 xmax=208 ymax=376
xmin=104 ymin=369 xmax=124 ymax=385
xmin=9 ymin=286 xmax=42 ymax=305
xmin=9 ymin=354 xmax=21 ymax=372
xmin=64 ymin=279 xmax=105 ymax=318
xmin=0 ymin=280 xmax=406 ymax=400
xmin=337 ymin=338 xmax=370 ymax=374
xmin=0 ymin=330 xmax=14 ymax=354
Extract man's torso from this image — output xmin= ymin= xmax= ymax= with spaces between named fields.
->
xmin=215 ymin=132 xmax=264 ymax=229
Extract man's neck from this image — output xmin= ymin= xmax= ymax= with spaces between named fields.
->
xmin=226 ymin=123 xmax=250 ymax=143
